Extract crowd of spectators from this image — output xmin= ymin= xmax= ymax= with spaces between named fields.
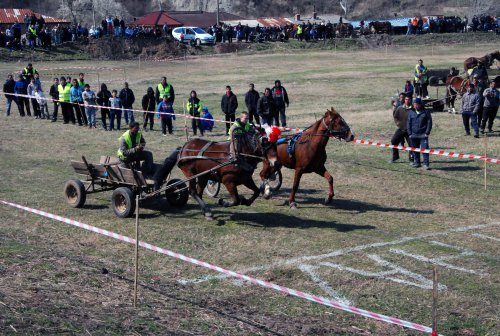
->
xmin=0 ymin=12 xmax=498 ymax=50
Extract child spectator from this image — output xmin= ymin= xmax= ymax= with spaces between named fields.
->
xmin=200 ymin=106 xmax=214 ymax=132
xmin=82 ymin=84 xmax=97 ymax=129
xmin=109 ymin=89 xmax=122 ymax=131
xmin=156 ymin=95 xmax=175 ymax=136
xmin=34 ymin=88 xmax=49 ymax=119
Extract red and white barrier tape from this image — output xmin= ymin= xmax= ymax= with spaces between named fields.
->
xmin=0 ymin=199 xmax=437 ymax=334
xmin=1 ymin=90 xmax=498 ymax=165
xmin=354 ymin=139 xmax=499 ymax=164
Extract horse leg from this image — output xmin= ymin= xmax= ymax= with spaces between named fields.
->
xmin=241 ymin=177 xmax=261 ymax=206
xmin=218 ymin=180 xmax=241 ymax=207
xmin=188 ymin=179 xmax=213 ymax=220
xmin=195 ymin=177 xmax=213 ymax=219
xmin=315 ymin=165 xmax=334 ymax=204
xmin=289 ymin=169 xmax=304 ymax=209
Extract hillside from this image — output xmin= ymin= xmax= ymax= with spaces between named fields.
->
xmin=1 ymin=0 xmax=498 ymax=25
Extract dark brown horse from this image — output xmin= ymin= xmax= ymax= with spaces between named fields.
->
xmin=464 ymin=50 xmax=500 ymax=72
xmin=154 ymin=129 xmax=280 ymax=219
xmin=336 ymin=23 xmax=354 ymax=38
xmin=369 ymin=21 xmax=392 ymax=34
xmin=262 ymin=108 xmax=354 ymax=208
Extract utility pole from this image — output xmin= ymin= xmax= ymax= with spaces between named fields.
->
xmin=92 ymin=0 xmax=96 ymax=28
xmin=217 ymin=0 xmax=220 ymax=26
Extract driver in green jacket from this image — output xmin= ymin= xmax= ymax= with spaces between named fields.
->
xmin=228 ymin=111 xmax=255 ymax=161
xmin=117 ymin=122 xmax=154 ymax=176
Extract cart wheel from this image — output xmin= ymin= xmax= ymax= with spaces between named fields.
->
xmin=64 ymin=179 xmax=86 ymax=208
xmin=111 ymin=187 xmax=136 ymax=218
xmin=267 ymin=170 xmax=283 ymax=192
xmin=165 ymin=178 xmax=189 ymax=208
xmin=204 ymin=179 xmax=221 ymax=198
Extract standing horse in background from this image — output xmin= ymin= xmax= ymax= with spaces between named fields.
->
xmin=336 ymin=23 xmax=354 ymax=38
xmin=154 ymin=129 xmax=280 ymax=219
xmin=262 ymin=108 xmax=354 ymax=208
xmin=464 ymin=50 xmax=500 ymax=73
xmin=445 ymin=76 xmax=470 ymax=113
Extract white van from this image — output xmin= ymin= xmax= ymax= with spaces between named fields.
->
xmin=171 ymin=27 xmax=215 ymax=45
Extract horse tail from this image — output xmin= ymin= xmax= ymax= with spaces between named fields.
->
xmin=153 ymin=147 xmax=181 ymax=186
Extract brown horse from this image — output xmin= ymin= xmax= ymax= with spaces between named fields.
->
xmin=464 ymin=50 xmax=500 ymax=72
xmin=369 ymin=21 xmax=392 ymax=34
xmin=336 ymin=23 xmax=354 ymax=38
xmin=262 ymin=108 xmax=354 ymax=208
xmin=154 ymin=129 xmax=280 ymax=219
xmin=445 ymin=76 xmax=470 ymax=112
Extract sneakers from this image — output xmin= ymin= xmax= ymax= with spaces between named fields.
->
xmin=411 ymin=162 xmax=421 ymax=168
xmin=473 ymin=134 xmax=479 ymax=138
xmin=423 ymin=165 xmax=430 ymax=170
xmin=389 ymin=158 xmax=399 ymax=163
xmin=480 ymin=128 xmax=485 ymax=134
xmin=465 ymin=132 xmax=470 ymax=136
xmin=162 ymin=133 xmax=167 ymax=137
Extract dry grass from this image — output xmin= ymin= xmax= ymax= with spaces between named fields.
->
xmin=0 ymin=42 xmax=499 ymax=335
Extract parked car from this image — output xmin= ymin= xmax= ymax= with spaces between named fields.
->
xmin=171 ymin=27 xmax=215 ymax=45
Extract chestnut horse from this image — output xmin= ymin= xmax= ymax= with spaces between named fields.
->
xmin=154 ymin=130 xmax=280 ymax=219
xmin=262 ymin=108 xmax=354 ymax=208
xmin=464 ymin=50 xmax=500 ymax=73
xmin=445 ymin=76 xmax=470 ymax=113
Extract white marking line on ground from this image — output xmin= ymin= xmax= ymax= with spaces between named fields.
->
xmin=388 ymin=248 xmax=485 ymax=275
xmin=297 ymin=264 xmax=352 ymax=305
xmin=321 ymin=255 xmax=448 ymax=291
xmin=471 ymin=233 xmax=500 ymax=242
xmin=428 ymin=241 xmax=500 ymax=261
xmin=179 ymin=222 xmax=500 ymax=285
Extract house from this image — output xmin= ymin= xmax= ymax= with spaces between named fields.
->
xmin=0 ymin=8 xmax=70 ymax=29
xmin=129 ymin=11 xmax=182 ymax=28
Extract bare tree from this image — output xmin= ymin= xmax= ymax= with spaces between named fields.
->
xmin=339 ymin=0 xmax=349 ymax=17
xmin=58 ymin=0 xmax=131 ymax=25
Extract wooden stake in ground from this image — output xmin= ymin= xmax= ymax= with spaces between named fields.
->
xmin=484 ymin=135 xmax=488 ymax=191
xmin=133 ymin=195 xmax=139 ymax=307
xmin=183 ymin=98 xmax=188 ymax=141
xmin=432 ymin=265 xmax=438 ymax=336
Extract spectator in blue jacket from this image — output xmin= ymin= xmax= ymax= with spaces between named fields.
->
xmin=407 ymin=97 xmax=432 ymax=170
xmin=156 ymin=95 xmax=175 ymax=136
xmin=14 ymin=74 xmax=30 ymax=116
xmin=70 ymin=78 xmax=87 ymax=126
xmin=403 ymin=80 xmax=414 ymax=102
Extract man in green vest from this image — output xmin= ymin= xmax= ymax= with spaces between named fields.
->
xmin=77 ymin=73 xmax=85 ymax=87
xmin=228 ymin=111 xmax=254 ymax=161
xmin=414 ymin=59 xmax=429 ymax=99
xmin=21 ymin=63 xmax=38 ymax=81
xmin=117 ymin=121 xmax=154 ymax=176
xmin=155 ymin=76 xmax=175 ymax=104
xmin=58 ymin=76 xmax=75 ymax=124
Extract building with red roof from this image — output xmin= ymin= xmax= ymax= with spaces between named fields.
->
xmin=0 ymin=8 xmax=70 ymax=28
xmin=130 ymin=11 xmax=182 ymax=27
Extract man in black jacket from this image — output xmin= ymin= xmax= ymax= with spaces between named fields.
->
xmin=97 ymin=83 xmax=112 ymax=130
xmin=141 ymin=87 xmax=156 ymax=131
xmin=271 ymin=80 xmax=289 ymax=127
xmin=257 ymin=88 xmax=276 ymax=126
xmin=3 ymin=74 xmax=15 ymax=116
xmin=244 ymin=83 xmax=260 ymax=124
xmin=119 ymin=82 xmax=135 ymax=124
xmin=49 ymin=77 xmax=59 ymax=121
xmin=221 ymin=85 xmax=238 ymax=134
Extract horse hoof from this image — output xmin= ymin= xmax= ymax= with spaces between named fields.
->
xmin=263 ymin=192 xmax=272 ymax=200
xmin=217 ymin=198 xmax=225 ymax=206
xmin=205 ymin=213 xmax=214 ymax=220
xmin=289 ymin=202 xmax=298 ymax=209
xmin=324 ymin=197 xmax=333 ymax=205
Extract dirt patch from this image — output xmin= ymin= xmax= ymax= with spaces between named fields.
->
xmin=357 ymin=34 xmax=393 ymax=49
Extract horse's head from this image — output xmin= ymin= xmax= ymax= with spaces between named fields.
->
xmin=322 ymin=107 xmax=355 ymax=142
xmin=239 ymin=129 xmax=281 ymax=170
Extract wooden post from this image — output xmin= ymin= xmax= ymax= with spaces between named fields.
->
xmin=432 ymin=265 xmax=438 ymax=335
xmin=133 ymin=195 xmax=139 ymax=307
xmin=97 ymin=73 xmax=100 ymax=89
xmin=138 ymin=55 xmax=141 ymax=70
xmin=183 ymin=98 xmax=188 ymax=141
xmin=123 ymin=68 xmax=127 ymax=82
xmin=484 ymin=135 xmax=488 ymax=190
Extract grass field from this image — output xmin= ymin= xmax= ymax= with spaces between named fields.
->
xmin=0 ymin=40 xmax=499 ymax=335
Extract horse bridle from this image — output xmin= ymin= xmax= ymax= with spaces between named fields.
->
xmin=321 ymin=115 xmax=351 ymax=140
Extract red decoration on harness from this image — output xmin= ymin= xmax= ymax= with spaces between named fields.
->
xmin=268 ymin=126 xmax=281 ymax=143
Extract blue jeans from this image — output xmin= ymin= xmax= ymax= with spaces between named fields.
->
xmin=123 ymin=108 xmax=134 ymax=124
xmin=6 ymin=97 xmax=13 ymax=116
xmin=109 ymin=109 xmax=122 ymax=130
xmin=85 ymin=106 xmax=96 ymax=127
xmin=411 ymin=137 xmax=430 ymax=166
xmin=462 ymin=111 xmax=479 ymax=135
